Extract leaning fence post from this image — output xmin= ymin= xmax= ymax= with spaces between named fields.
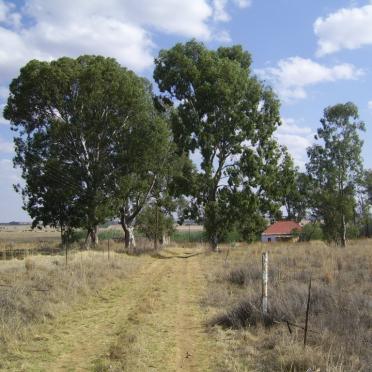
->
xmin=262 ymin=251 xmax=268 ymax=316
xmin=304 ymin=276 xmax=312 ymax=348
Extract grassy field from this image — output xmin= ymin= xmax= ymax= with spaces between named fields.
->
xmin=0 ymin=224 xmax=60 ymax=242
xmin=203 ymin=240 xmax=372 ymax=371
xmin=0 ymin=236 xmax=370 ymax=371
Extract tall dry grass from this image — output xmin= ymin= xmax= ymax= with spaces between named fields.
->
xmin=203 ymin=240 xmax=372 ymax=371
xmin=0 ymin=248 xmax=140 ymax=352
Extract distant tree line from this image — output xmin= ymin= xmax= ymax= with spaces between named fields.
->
xmin=3 ymin=40 xmax=371 ymax=250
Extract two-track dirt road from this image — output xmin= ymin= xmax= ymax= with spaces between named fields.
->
xmin=4 ymin=247 xmax=219 ymax=371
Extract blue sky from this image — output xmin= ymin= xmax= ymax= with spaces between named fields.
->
xmin=0 ymin=0 xmax=372 ymax=221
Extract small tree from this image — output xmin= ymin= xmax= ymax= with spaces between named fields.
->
xmin=136 ymin=205 xmax=175 ymax=249
xmin=306 ymin=103 xmax=365 ymax=246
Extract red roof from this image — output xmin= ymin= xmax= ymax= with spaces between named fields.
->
xmin=262 ymin=221 xmax=302 ymax=236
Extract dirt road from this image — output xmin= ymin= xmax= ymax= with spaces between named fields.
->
xmin=5 ymin=247 xmax=218 ymax=371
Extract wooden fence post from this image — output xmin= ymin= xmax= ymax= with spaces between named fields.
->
xmin=304 ymin=276 xmax=312 ymax=347
xmin=262 ymin=251 xmax=268 ymax=316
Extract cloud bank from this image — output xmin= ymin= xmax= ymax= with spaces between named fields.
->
xmin=314 ymin=3 xmax=372 ymax=56
xmin=257 ymin=57 xmax=363 ymax=102
xmin=276 ymin=118 xmax=314 ymax=169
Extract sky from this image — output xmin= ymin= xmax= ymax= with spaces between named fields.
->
xmin=1 ymin=0 xmax=372 ymax=221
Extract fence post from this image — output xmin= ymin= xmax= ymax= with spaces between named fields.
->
xmin=304 ymin=276 xmax=312 ymax=348
xmin=262 ymin=251 xmax=268 ymax=316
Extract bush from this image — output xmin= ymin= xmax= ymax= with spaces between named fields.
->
xmin=299 ymin=222 xmax=323 ymax=241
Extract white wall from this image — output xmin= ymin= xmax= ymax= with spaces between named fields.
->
xmin=261 ymin=235 xmax=277 ymax=243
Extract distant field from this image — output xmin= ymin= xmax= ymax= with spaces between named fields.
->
xmin=0 ymin=224 xmax=60 ymax=242
xmin=0 ymin=224 xmax=204 ymax=244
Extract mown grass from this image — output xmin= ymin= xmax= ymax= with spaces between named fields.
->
xmin=203 ymin=240 xmax=372 ymax=372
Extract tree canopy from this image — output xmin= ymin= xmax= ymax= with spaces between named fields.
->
xmin=4 ymin=55 xmax=170 ymax=245
xmin=4 ymin=45 xmax=369 ymax=250
xmin=154 ymin=40 xmax=287 ymax=249
xmin=306 ymin=102 xmax=365 ymax=246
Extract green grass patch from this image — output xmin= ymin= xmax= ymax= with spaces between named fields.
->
xmin=98 ymin=229 xmax=124 ymax=240
xmin=70 ymin=228 xmax=124 ymax=242
xmin=171 ymin=230 xmax=206 ymax=243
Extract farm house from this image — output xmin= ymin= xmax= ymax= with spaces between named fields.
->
xmin=261 ymin=220 xmax=302 ymax=243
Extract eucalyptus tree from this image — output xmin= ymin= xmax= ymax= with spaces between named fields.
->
xmin=277 ymin=150 xmax=310 ymax=222
xmin=4 ymin=55 xmax=169 ymax=246
xmin=154 ymin=40 xmax=283 ymax=250
xmin=306 ymin=102 xmax=365 ymax=246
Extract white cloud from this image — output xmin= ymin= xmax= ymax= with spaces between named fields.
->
xmin=0 ymin=0 xmax=250 ymax=86
xmin=276 ymin=118 xmax=314 ymax=169
xmin=368 ymin=100 xmax=372 ymax=109
xmin=256 ymin=57 xmax=363 ymax=102
xmin=314 ymin=3 xmax=372 ymax=56
xmin=213 ymin=0 xmax=251 ymax=21
xmin=0 ymin=0 xmax=21 ymax=27
xmin=214 ymin=30 xmax=232 ymax=42
xmin=213 ymin=0 xmax=231 ymax=22
xmin=233 ymin=0 xmax=251 ymax=7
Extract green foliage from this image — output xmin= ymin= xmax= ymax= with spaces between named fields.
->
xmin=277 ymin=150 xmax=310 ymax=221
xmin=356 ymin=170 xmax=372 ymax=238
xmin=4 ymin=55 xmax=169 ymax=245
xmin=154 ymin=40 xmax=283 ymax=250
xmin=224 ymin=227 xmax=243 ymax=243
xmin=67 ymin=228 xmax=124 ymax=243
xmin=306 ymin=103 xmax=365 ymax=246
xmin=299 ymin=222 xmax=324 ymax=241
xmin=346 ymin=224 xmax=360 ymax=240
xmin=136 ymin=206 xmax=175 ymax=243
xmin=171 ymin=230 xmax=207 ymax=243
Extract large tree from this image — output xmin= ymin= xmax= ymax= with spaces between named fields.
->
xmin=154 ymin=40 xmax=283 ymax=250
xmin=356 ymin=169 xmax=372 ymax=237
xmin=277 ymin=150 xmax=310 ymax=222
xmin=4 ymin=55 xmax=169 ymax=245
xmin=306 ymin=102 xmax=365 ymax=246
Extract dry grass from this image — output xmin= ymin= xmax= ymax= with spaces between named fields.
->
xmin=0 ymin=248 xmax=140 ymax=352
xmin=203 ymin=240 xmax=372 ymax=371
xmin=0 ymin=224 xmax=60 ymax=242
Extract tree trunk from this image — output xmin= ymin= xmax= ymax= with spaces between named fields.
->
xmin=90 ymin=225 xmax=99 ymax=246
xmin=84 ymin=229 xmax=91 ymax=249
xmin=210 ymin=235 xmax=219 ymax=252
xmin=60 ymin=226 xmax=65 ymax=245
xmin=123 ymin=224 xmax=130 ymax=250
xmin=340 ymin=215 xmax=346 ymax=247
xmin=120 ymin=206 xmax=138 ymax=252
xmin=121 ymin=221 xmax=136 ymax=252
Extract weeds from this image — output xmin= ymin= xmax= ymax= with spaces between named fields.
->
xmin=204 ymin=241 xmax=372 ymax=371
